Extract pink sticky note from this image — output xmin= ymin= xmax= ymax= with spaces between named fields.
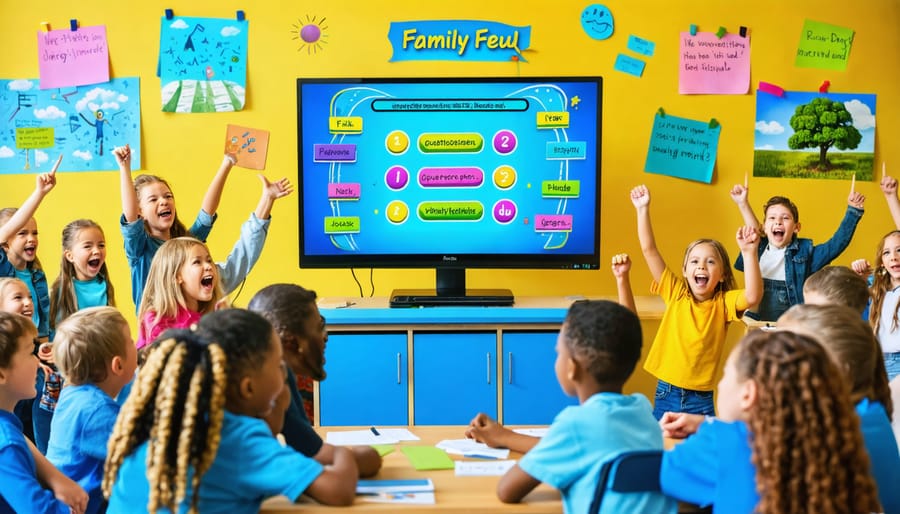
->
xmin=678 ymin=32 xmax=750 ymax=95
xmin=37 ymin=26 xmax=110 ymax=89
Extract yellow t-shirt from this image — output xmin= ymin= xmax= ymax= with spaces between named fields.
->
xmin=643 ymin=267 xmax=747 ymax=391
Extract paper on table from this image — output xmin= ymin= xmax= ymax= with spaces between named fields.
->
xmin=376 ymin=428 xmax=420 ymax=441
xmin=357 ymin=478 xmax=434 ymax=493
xmin=513 ymin=427 xmax=549 ymax=437
xmin=455 ymin=460 xmax=517 ymax=476
xmin=370 ymin=444 xmax=395 ymax=457
xmin=435 ymin=439 xmax=510 ymax=459
xmin=326 ymin=430 xmax=399 ymax=445
xmin=360 ymin=492 xmax=436 ymax=504
xmin=400 ymin=446 xmax=455 ymax=470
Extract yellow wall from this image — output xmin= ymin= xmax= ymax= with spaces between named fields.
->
xmin=1 ymin=0 xmax=899 ymax=329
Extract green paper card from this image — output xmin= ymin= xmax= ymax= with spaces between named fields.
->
xmin=795 ymin=19 xmax=854 ymax=71
xmin=371 ymin=444 xmax=395 ymax=457
xmin=400 ymin=446 xmax=455 ymax=470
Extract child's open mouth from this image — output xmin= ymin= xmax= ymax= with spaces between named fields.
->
xmin=87 ymin=258 xmax=102 ymax=271
xmin=772 ymin=228 xmax=785 ymax=238
xmin=694 ymin=275 xmax=709 ymax=287
xmin=158 ymin=209 xmax=172 ymax=219
xmin=201 ymin=275 xmax=214 ymax=288
xmin=23 ymin=245 xmax=36 ymax=258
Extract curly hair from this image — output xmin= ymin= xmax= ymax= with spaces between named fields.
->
xmin=562 ymin=300 xmax=642 ymax=388
xmin=868 ymin=230 xmax=900 ymax=335
xmin=735 ymin=330 xmax=881 ymax=514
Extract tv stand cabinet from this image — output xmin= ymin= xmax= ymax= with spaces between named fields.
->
xmin=313 ymin=296 xmax=665 ymax=426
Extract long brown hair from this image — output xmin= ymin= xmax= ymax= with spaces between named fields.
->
xmin=133 ymin=174 xmax=190 ymax=238
xmin=0 ymin=207 xmax=43 ymax=272
xmin=736 ymin=330 xmax=881 ymax=514
xmin=49 ymin=219 xmax=116 ymax=329
xmin=869 ymin=230 xmax=900 ymax=334
xmin=778 ymin=304 xmax=892 ymax=420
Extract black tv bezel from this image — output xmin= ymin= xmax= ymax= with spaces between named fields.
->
xmin=296 ymin=76 xmax=603 ymax=272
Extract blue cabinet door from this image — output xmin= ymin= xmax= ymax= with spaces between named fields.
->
xmin=413 ymin=332 xmax=497 ymax=425
xmin=502 ymin=332 xmax=578 ymax=424
xmin=319 ymin=333 xmax=408 ymax=426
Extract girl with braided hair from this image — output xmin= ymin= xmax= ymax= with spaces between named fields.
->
xmin=103 ymin=308 xmax=357 ymax=514
xmin=660 ymin=329 xmax=882 ymax=514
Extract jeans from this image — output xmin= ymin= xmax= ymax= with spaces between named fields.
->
xmin=745 ymin=278 xmax=791 ymax=322
xmin=652 ymin=380 xmax=715 ymax=420
xmin=885 ymin=352 xmax=900 ymax=381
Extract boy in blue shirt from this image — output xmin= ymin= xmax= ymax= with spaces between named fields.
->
xmin=46 ymin=307 xmax=137 ymax=514
xmin=483 ymin=300 xmax=674 ymax=514
xmin=0 ymin=312 xmax=87 ymax=514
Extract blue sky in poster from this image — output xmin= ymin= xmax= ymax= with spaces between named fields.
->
xmin=159 ymin=16 xmax=247 ymax=85
xmin=754 ymin=90 xmax=876 ymax=152
xmin=0 ymin=77 xmax=141 ymax=173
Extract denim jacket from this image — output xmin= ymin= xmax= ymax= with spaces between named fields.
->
xmin=735 ymin=205 xmax=863 ymax=306
xmin=0 ymin=251 xmax=50 ymax=338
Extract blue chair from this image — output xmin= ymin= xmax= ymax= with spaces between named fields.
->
xmin=588 ymin=450 xmax=663 ymax=514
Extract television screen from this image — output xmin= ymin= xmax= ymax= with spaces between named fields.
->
xmin=296 ymin=77 xmax=602 ymax=302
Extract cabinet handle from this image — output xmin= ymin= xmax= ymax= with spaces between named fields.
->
xmin=397 ymin=353 xmax=401 ymax=384
xmin=508 ymin=352 xmax=513 ymax=384
xmin=486 ymin=353 xmax=491 ymax=384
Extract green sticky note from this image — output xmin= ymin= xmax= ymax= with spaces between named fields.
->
xmin=400 ymin=446 xmax=455 ymax=470
xmin=795 ymin=19 xmax=854 ymax=71
xmin=15 ymin=127 xmax=55 ymax=149
xmin=371 ymin=444 xmax=395 ymax=457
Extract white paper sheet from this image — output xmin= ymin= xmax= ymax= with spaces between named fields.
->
xmin=435 ymin=439 xmax=510 ymax=459
xmin=455 ymin=460 xmax=517 ymax=476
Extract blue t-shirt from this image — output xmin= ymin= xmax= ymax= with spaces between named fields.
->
xmin=107 ymin=411 xmax=324 ymax=514
xmin=519 ymin=393 xmax=675 ymax=514
xmin=46 ymin=384 xmax=119 ymax=514
xmin=856 ymin=398 xmax=900 ymax=513
xmin=660 ymin=418 xmax=757 ymax=512
xmin=73 ymin=275 xmax=109 ymax=311
xmin=0 ymin=410 xmax=71 ymax=514
xmin=120 ymin=209 xmax=215 ymax=311
xmin=661 ymin=400 xmax=900 ymax=514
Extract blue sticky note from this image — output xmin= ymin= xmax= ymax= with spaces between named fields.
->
xmin=644 ymin=112 xmax=721 ymax=183
xmin=614 ymin=54 xmax=645 ymax=77
xmin=627 ymin=35 xmax=655 ymax=56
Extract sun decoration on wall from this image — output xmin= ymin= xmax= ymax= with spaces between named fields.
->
xmin=292 ymin=15 xmax=329 ymax=54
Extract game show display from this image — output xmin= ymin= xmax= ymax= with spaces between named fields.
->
xmin=297 ymin=77 xmax=602 ymax=306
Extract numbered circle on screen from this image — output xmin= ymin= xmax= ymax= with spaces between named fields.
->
xmin=386 ymin=200 xmax=409 ymax=224
xmin=385 ymin=130 xmax=410 ymax=155
xmin=492 ymin=165 xmax=517 ymax=190
xmin=492 ymin=130 xmax=517 ymax=155
xmin=492 ymin=199 xmax=517 ymax=224
xmin=385 ymin=166 xmax=410 ymax=190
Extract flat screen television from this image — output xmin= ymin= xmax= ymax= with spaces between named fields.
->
xmin=296 ymin=77 xmax=602 ymax=306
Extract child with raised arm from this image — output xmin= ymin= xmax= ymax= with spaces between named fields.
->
xmin=248 ymin=283 xmax=382 ymax=477
xmin=113 ymin=145 xmax=291 ymax=312
xmin=135 ymin=237 xmax=222 ymax=350
xmin=660 ymin=329 xmax=881 ymax=514
xmin=494 ymin=300 xmax=674 ymax=514
xmin=729 ymin=179 xmax=864 ymax=321
xmin=104 ymin=309 xmax=358 ymax=513
xmin=46 ymin=307 xmax=136 ymax=514
xmin=879 ymin=173 xmax=900 ymax=229
xmin=0 ymin=312 xmax=88 ymax=514
xmin=850 ymin=230 xmax=900 ymax=380
xmin=631 ymin=185 xmax=761 ymax=419
xmin=611 ymin=253 xmax=636 ymax=314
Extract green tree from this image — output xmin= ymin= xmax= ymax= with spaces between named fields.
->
xmin=787 ymin=97 xmax=862 ymax=170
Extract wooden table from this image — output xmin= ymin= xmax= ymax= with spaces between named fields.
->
xmin=260 ymin=426 xmax=562 ymax=513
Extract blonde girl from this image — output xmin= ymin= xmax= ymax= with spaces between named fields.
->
xmin=0 ymin=278 xmax=34 ymax=319
xmin=0 ymin=311 xmax=88 ymax=514
xmin=630 ymin=184 xmax=762 ymax=419
xmin=661 ymin=330 xmax=882 ymax=514
xmin=114 ymin=144 xmax=292 ymax=312
xmin=104 ymin=309 xmax=357 ymax=513
xmin=851 ymin=229 xmax=900 ymax=380
xmin=135 ymin=237 xmax=222 ymax=350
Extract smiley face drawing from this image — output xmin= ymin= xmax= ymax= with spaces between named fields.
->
xmin=580 ymin=4 xmax=614 ymax=40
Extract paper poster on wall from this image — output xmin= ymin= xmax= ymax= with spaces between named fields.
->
xmin=644 ymin=111 xmax=720 ymax=183
xmin=753 ymin=90 xmax=875 ymax=180
xmin=37 ymin=25 xmax=110 ymax=89
xmin=795 ymin=19 xmax=854 ymax=71
xmin=224 ymin=124 xmax=269 ymax=169
xmin=678 ymin=32 xmax=750 ymax=94
xmin=580 ymin=4 xmax=614 ymax=40
xmin=0 ymin=78 xmax=141 ymax=174
xmin=158 ymin=15 xmax=247 ymax=112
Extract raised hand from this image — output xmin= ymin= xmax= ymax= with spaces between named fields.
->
xmin=36 ymin=159 xmax=58 ymax=196
xmin=112 ymin=144 xmax=131 ymax=168
xmin=880 ymin=175 xmax=898 ymax=197
xmin=848 ymin=191 xmax=865 ymax=210
xmin=729 ymin=183 xmax=749 ymax=206
xmin=736 ymin=225 xmax=760 ymax=252
xmin=630 ymin=185 xmax=650 ymax=209
xmin=611 ymin=253 xmax=632 ymax=278
xmin=850 ymin=258 xmax=872 ymax=277
xmin=259 ymin=174 xmax=294 ymax=202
